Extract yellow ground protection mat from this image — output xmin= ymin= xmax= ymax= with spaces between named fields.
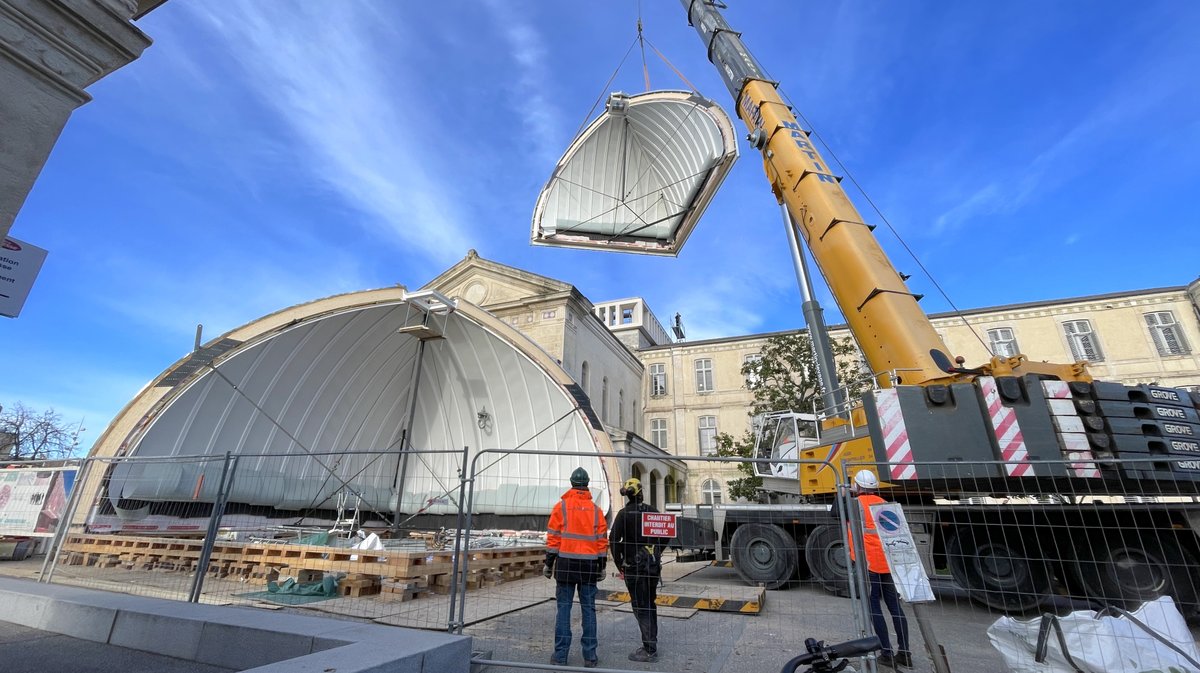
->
xmin=596 ymin=585 xmax=764 ymax=614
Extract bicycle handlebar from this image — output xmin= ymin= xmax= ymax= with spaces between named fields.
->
xmin=780 ymin=636 xmax=882 ymax=673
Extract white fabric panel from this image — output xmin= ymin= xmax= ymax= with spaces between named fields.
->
xmin=112 ymin=300 xmax=607 ymax=516
xmin=532 ymin=90 xmax=737 ymax=255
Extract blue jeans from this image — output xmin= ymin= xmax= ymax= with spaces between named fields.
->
xmin=869 ymin=571 xmax=910 ymax=656
xmin=554 ymin=581 xmax=598 ymax=662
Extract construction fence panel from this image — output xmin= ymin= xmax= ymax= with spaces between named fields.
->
xmin=44 ymin=454 xmax=231 ymax=602
xmin=0 ymin=460 xmax=80 ymax=562
xmin=43 ymin=450 xmax=483 ymax=630
xmin=843 ymin=457 xmax=1200 ymax=673
xmin=461 ymin=450 xmax=871 ymax=673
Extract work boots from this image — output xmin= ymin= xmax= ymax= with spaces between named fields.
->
xmin=629 ymin=647 xmax=658 ymax=662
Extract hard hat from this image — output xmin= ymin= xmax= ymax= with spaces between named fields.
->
xmin=854 ymin=470 xmax=879 ymax=490
xmin=620 ymin=478 xmax=642 ymax=497
xmin=570 ymin=467 xmax=590 ymax=487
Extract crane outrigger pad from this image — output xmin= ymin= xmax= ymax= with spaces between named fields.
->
xmin=531 ymin=90 xmax=738 ymax=256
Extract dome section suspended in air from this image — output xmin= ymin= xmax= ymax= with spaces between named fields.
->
xmin=531 ymin=90 xmax=738 ymax=256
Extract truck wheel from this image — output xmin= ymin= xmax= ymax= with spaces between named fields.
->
xmin=730 ymin=523 xmax=798 ymax=590
xmin=804 ymin=524 xmax=850 ymax=597
xmin=1071 ymin=530 xmax=1198 ymax=615
xmin=946 ymin=527 xmax=1048 ymax=613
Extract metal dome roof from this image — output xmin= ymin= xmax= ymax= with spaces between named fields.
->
xmin=98 ymin=289 xmax=614 ymax=520
xmin=531 ymin=90 xmax=738 ymax=256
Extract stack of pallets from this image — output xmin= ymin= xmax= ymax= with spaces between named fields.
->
xmin=59 ymin=533 xmax=547 ymax=599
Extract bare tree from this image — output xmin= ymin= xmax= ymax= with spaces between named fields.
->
xmin=0 ymin=402 xmax=86 ymax=461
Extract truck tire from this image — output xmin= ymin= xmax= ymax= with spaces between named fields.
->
xmin=804 ymin=524 xmax=850 ymax=597
xmin=946 ymin=526 xmax=1049 ymax=613
xmin=730 ymin=523 xmax=798 ymax=590
xmin=1070 ymin=530 xmax=1198 ymax=616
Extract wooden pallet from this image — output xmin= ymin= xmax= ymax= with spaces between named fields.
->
xmin=59 ymin=533 xmax=548 ymax=600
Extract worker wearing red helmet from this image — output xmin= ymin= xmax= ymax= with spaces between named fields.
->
xmin=848 ymin=469 xmax=912 ymax=669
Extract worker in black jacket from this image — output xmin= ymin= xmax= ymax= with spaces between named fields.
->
xmin=609 ymin=477 xmax=665 ymax=663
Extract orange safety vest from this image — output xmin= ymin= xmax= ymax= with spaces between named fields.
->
xmin=547 ymin=488 xmax=608 ymax=561
xmin=847 ymin=493 xmax=890 ymax=574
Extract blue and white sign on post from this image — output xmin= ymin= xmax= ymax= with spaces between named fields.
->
xmin=869 ymin=502 xmax=935 ymax=603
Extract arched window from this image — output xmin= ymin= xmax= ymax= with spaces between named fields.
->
xmin=664 ymin=474 xmax=677 ymax=504
xmin=580 ymin=361 xmax=590 ymax=396
xmin=701 ymin=478 xmax=723 ymax=505
xmin=618 ymin=390 xmax=625 ymax=428
xmin=632 ymin=464 xmax=642 ymax=482
xmin=602 ymin=377 xmax=609 ymax=422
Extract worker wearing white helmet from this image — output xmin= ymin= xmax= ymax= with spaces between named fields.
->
xmin=848 ymin=469 xmax=912 ymax=669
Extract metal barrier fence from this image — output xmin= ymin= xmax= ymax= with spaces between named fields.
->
xmin=25 ymin=449 xmax=882 ymax=673
xmin=843 ymin=457 xmax=1200 ymax=673
xmin=456 ymin=451 xmax=865 ymax=673
xmin=23 ymin=450 xmax=1200 ymax=672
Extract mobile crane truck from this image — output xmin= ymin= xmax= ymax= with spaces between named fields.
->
xmin=671 ymin=0 xmax=1200 ymax=617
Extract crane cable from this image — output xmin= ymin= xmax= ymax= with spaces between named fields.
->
xmin=637 ymin=8 xmax=650 ymax=91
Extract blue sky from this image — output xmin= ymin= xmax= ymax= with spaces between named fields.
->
xmin=3 ymin=0 xmax=1199 ymax=450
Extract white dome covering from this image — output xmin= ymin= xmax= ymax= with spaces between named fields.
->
xmin=531 ymin=90 xmax=738 ymax=256
xmin=100 ymin=290 xmax=613 ymax=520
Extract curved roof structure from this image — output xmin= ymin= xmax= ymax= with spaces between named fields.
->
xmin=92 ymin=289 xmax=615 ymax=521
xmin=531 ymin=90 xmax=738 ymax=256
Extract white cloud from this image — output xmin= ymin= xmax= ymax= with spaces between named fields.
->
xmin=91 ymin=250 xmax=373 ymax=341
xmin=175 ymin=2 xmax=472 ymax=266
xmin=481 ymin=0 xmax=565 ymax=165
xmin=666 ymin=274 xmax=768 ymax=341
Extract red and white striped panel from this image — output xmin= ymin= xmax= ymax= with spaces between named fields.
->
xmin=1041 ymin=380 xmax=1073 ymax=399
xmin=1057 ymin=433 xmax=1102 ymax=479
xmin=875 ymin=389 xmax=916 ymax=480
xmin=1042 ymin=381 xmax=1101 ymax=478
xmin=979 ymin=377 xmax=1034 ymax=477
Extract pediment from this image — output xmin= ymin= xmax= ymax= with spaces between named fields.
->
xmin=424 ymin=251 xmax=574 ymax=308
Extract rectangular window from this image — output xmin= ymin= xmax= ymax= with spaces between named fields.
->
xmin=698 ymin=415 xmax=718 ymax=456
xmin=987 ymin=328 xmax=1019 ymax=358
xmin=743 ymin=353 xmax=762 ymax=388
xmin=695 ymin=358 xmax=714 ymax=393
xmin=1064 ymin=320 xmax=1104 ymax=362
xmin=650 ymin=419 xmax=668 ymax=449
xmin=1145 ymin=311 xmax=1191 ymax=356
xmin=649 ymin=363 xmax=667 ymax=397
xmin=621 ymin=305 xmax=634 ymax=324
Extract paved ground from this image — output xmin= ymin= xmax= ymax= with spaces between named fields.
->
xmin=0 ymin=621 xmax=235 ymax=673
xmin=465 ymin=564 xmax=1013 ymax=673
xmin=3 ymin=553 xmax=1197 ymax=673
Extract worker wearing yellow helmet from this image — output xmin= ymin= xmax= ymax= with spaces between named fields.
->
xmin=609 ymin=477 xmax=666 ymax=663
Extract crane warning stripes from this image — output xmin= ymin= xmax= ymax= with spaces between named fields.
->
xmin=978 ymin=377 xmax=1034 ymax=477
xmin=1040 ymin=380 xmax=1101 ymax=478
xmin=875 ymin=389 xmax=916 ymax=480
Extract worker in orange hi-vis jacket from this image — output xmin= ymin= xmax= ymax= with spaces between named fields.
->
xmin=847 ymin=469 xmax=912 ymax=669
xmin=544 ymin=467 xmax=608 ymax=668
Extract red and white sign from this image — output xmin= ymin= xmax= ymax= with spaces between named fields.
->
xmin=0 ymin=237 xmax=49 ymax=318
xmin=640 ymin=512 xmax=677 ymax=538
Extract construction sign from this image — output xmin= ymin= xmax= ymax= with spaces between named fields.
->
xmin=868 ymin=502 xmax=934 ymax=603
xmin=641 ymin=512 xmax=677 ymax=538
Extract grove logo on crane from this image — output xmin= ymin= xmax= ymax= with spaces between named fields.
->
xmin=2 ymin=239 xmax=20 ymax=252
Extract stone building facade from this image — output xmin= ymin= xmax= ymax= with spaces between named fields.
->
xmin=423 ymin=251 xmax=684 ymax=510
xmin=638 ymin=281 xmax=1200 ymax=505
xmin=427 ymin=254 xmax=1200 ymax=507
